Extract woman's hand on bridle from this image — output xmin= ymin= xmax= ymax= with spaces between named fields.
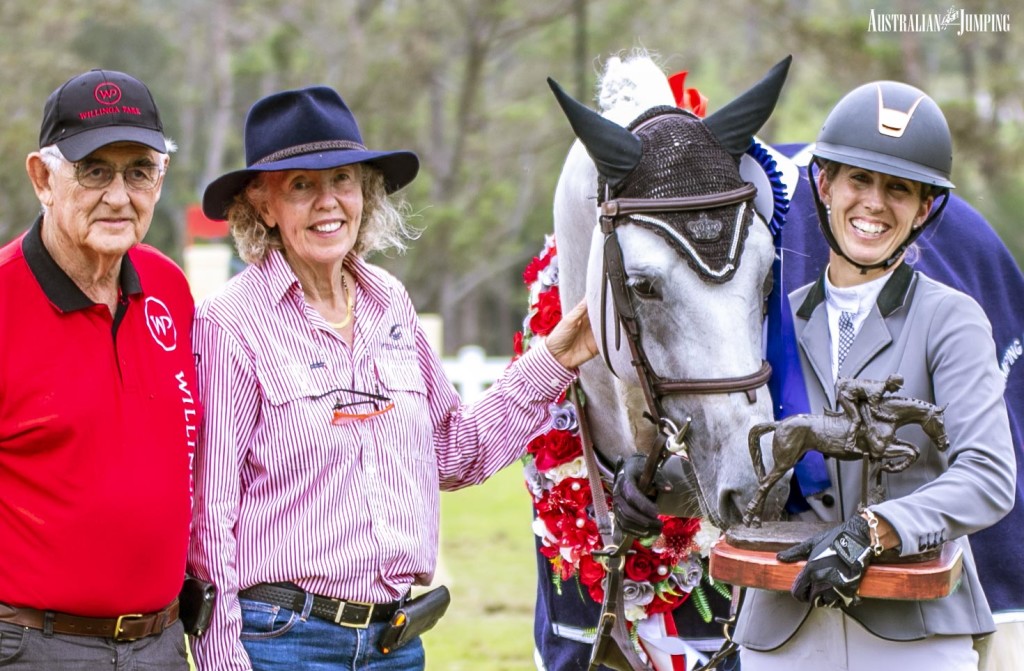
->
xmin=545 ymin=299 xmax=599 ymax=370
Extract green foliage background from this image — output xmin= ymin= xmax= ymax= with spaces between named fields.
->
xmin=3 ymin=0 xmax=1022 ymax=356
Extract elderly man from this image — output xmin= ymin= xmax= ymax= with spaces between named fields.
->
xmin=0 ymin=69 xmax=198 ymax=669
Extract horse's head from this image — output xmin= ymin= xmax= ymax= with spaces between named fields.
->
xmin=549 ymin=55 xmax=792 ymax=529
xmin=924 ymin=404 xmax=950 ymax=452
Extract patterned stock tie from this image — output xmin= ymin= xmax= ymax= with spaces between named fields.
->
xmin=837 ymin=311 xmax=856 ymax=372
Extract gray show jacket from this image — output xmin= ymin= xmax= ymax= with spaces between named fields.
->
xmin=735 ymin=263 xmax=1016 ymax=650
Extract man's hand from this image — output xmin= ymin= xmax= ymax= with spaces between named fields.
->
xmin=777 ymin=515 xmax=875 ymax=608
xmin=611 ymin=453 xmax=662 ymax=538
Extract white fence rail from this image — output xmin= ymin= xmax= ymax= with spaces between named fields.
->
xmin=441 ymin=346 xmax=509 ymax=403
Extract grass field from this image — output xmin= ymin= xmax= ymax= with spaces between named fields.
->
xmin=424 ymin=463 xmax=539 ymax=670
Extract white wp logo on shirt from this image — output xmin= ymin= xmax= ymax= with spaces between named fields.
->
xmin=145 ymin=297 xmax=177 ymax=351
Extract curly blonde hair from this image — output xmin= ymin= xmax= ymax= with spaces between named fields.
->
xmin=227 ymin=165 xmax=419 ymax=264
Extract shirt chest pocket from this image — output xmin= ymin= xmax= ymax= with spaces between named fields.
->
xmin=372 ymin=353 xmax=434 ymax=461
xmin=260 ymin=364 xmax=329 ymax=405
xmin=374 ymin=355 xmax=427 ymax=396
xmin=256 ymin=364 xmax=345 ymax=468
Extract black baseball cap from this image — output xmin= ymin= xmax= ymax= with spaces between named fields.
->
xmin=39 ymin=69 xmax=167 ymax=161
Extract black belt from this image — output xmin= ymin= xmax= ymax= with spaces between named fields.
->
xmin=238 ymin=584 xmax=402 ymax=629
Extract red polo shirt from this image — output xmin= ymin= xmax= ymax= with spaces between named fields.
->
xmin=0 ymin=218 xmax=200 ymax=616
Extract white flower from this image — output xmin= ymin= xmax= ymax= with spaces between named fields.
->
xmin=693 ymin=520 xmax=722 ymax=557
xmin=528 ymin=283 xmax=543 ymax=312
xmin=532 ymin=517 xmax=555 ymax=543
xmin=624 ymin=603 xmax=649 ymax=622
xmin=545 ymin=456 xmax=587 ymax=484
xmin=542 ymin=233 xmax=557 ymax=255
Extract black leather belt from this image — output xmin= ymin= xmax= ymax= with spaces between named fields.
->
xmin=238 ymin=583 xmax=402 ymax=629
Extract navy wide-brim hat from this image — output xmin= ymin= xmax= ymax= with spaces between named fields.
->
xmin=202 ymin=86 xmax=420 ymax=220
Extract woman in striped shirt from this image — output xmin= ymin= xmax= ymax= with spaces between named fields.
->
xmin=187 ymin=86 xmax=597 ymax=671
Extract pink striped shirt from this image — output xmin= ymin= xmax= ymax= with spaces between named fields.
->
xmin=187 ymin=250 xmax=574 ymax=670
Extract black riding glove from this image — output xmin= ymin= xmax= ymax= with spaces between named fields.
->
xmin=611 ymin=453 xmax=662 ymax=538
xmin=777 ymin=515 xmax=874 ymax=608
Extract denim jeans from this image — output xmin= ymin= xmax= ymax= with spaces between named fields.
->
xmin=239 ymin=596 xmax=425 ymax=671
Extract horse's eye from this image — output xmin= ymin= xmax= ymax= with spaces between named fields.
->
xmin=628 ymin=276 xmax=660 ymax=300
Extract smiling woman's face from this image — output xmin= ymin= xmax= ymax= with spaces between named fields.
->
xmin=819 ymin=163 xmax=933 ymax=286
xmin=260 ymin=164 xmax=364 ymax=274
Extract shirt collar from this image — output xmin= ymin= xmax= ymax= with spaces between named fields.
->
xmin=798 ymin=262 xmax=914 ymax=320
xmin=824 ymin=264 xmax=890 ymax=316
xmin=262 ymin=248 xmax=302 ymax=304
xmin=21 ymin=214 xmax=143 ymax=313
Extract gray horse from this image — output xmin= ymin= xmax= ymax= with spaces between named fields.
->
xmin=551 ymin=54 xmax=791 ymax=531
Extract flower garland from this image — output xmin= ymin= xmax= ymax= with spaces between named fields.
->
xmin=513 ymin=235 xmax=728 ymax=629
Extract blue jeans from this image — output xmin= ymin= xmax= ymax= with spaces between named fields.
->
xmin=239 ymin=597 xmax=424 ymax=671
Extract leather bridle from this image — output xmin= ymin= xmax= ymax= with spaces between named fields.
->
xmin=597 ymin=180 xmax=772 ymax=425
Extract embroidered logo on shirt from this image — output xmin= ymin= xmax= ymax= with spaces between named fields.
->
xmin=383 ymin=323 xmax=414 ymax=351
xmin=145 ymin=297 xmax=177 ymax=352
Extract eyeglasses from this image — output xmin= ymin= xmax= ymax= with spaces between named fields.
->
xmin=73 ymin=159 xmax=164 ymax=191
xmin=320 ymin=387 xmax=395 ymax=426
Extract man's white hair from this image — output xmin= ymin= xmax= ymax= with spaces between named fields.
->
xmin=38 ymin=139 xmax=176 ymax=172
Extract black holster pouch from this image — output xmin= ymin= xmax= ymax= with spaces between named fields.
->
xmin=377 ymin=586 xmax=451 ymax=654
xmin=179 ymin=575 xmax=217 ymax=638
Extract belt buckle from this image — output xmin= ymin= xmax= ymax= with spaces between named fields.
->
xmin=331 ymin=600 xmax=374 ymax=629
xmin=113 ymin=613 xmax=145 ymax=641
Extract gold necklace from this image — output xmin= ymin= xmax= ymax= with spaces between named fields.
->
xmin=326 ymin=274 xmax=354 ymax=329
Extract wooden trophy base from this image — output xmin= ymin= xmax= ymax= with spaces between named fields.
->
xmin=710 ymin=522 xmax=963 ymax=600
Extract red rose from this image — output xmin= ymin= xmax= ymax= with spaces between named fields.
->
xmin=523 ymin=252 xmax=551 ymax=285
xmin=578 ymin=553 xmax=606 ymax=588
xmin=536 ymin=504 xmax=573 ymax=537
xmin=513 ymin=330 xmax=524 ymax=356
xmin=624 ymin=549 xmax=656 ymax=582
xmin=661 ymin=516 xmax=701 ymax=539
xmin=549 ymin=477 xmax=591 ymax=511
xmin=527 ymin=429 xmax=581 ymax=472
xmin=528 ymin=288 xmax=562 ymax=336
xmin=560 ymin=515 xmax=601 ymax=558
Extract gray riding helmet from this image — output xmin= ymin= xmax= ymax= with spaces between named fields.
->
xmin=810 ymin=81 xmax=954 ymax=271
xmin=814 ymin=80 xmax=955 ymax=189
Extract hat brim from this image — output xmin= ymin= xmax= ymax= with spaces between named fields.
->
xmin=202 ymin=148 xmax=419 ymax=220
xmin=56 ymin=126 xmax=167 ymax=162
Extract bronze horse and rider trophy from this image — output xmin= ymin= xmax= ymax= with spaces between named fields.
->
xmin=711 ymin=375 xmax=964 ymax=600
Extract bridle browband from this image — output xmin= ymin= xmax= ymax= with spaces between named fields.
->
xmin=598 ymin=180 xmax=772 ymax=422
xmin=600 ymin=183 xmax=758 ymax=218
